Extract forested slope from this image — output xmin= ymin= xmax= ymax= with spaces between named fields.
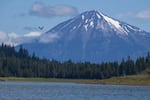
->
xmin=0 ymin=44 xmax=150 ymax=79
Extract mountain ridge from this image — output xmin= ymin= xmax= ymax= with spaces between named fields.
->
xmin=20 ymin=10 xmax=150 ymax=62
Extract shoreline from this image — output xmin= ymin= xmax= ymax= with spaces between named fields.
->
xmin=0 ymin=75 xmax=150 ymax=86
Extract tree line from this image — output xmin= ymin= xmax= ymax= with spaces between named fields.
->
xmin=0 ymin=44 xmax=150 ymax=79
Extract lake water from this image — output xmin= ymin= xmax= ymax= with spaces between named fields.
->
xmin=0 ymin=82 xmax=150 ymax=100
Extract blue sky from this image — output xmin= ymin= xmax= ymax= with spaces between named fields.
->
xmin=0 ymin=0 xmax=150 ymax=45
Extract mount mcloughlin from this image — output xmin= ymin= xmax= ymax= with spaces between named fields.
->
xmin=21 ymin=10 xmax=150 ymax=62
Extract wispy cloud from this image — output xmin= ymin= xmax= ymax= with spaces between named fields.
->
xmin=30 ymin=2 xmax=78 ymax=17
xmin=0 ymin=31 xmax=60 ymax=46
xmin=0 ymin=32 xmax=9 ymax=43
xmin=117 ymin=12 xmax=134 ymax=18
xmin=24 ymin=32 xmax=42 ymax=37
xmin=117 ymin=8 xmax=150 ymax=19
xmin=136 ymin=9 xmax=150 ymax=19
xmin=0 ymin=32 xmax=19 ymax=46
xmin=23 ymin=26 xmax=38 ymax=31
xmin=0 ymin=31 xmax=42 ymax=46
xmin=39 ymin=33 xmax=60 ymax=43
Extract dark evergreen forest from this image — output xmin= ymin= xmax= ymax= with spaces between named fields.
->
xmin=0 ymin=44 xmax=150 ymax=79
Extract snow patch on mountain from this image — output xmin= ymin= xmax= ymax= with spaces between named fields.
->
xmin=82 ymin=15 xmax=85 ymax=20
xmin=90 ymin=21 xmax=94 ymax=27
xmin=39 ymin=33 xmax=60 ymax=43
xmin=100 ymin=13 xmax=128 ymax=35
xmin=85 ymin=19 xmax=88 ymax=23
xmin=73 ymin=26 xmax=76 ymax=30
xmin=96 ymin=12 xmax=101 ymax=18
xmin=84 ymin=24 xmax=88 ymax=31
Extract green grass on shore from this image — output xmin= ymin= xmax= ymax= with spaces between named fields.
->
xmin=87 ymin=75 xmax=150 ymax=86
xmin=0 ymin=75 xmax=150 ymax=86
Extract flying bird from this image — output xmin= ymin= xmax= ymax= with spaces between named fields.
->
xmin=38 ymin=26 xmax=44 ymax=30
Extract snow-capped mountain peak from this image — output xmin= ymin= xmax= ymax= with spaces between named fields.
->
xmin=45 ymin=10 xmax=148 ymax=39
xmin=21 ymin=10 xmax=150 ymax=62
xmin=76 ymin=10 xmax=144 ymax=36
xmin=80 ymin=10 xmax=129 ymax=35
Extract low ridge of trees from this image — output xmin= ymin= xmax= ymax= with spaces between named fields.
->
xmin=0 ymin=43 xmax=150 ymax=79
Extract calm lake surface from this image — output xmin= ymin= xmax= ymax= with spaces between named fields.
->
xmin=0 ymin=82 xmax=150 ymax=100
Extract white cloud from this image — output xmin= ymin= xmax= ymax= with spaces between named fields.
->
xmin=24 ymin=32 xmax=42 ymax=37
xmin=7 ymin=33 xmax=20 ymax=46
xmin=8 ymin=33 xmax=19 ymax=39
xmin=0 ymin=31 xmax=60 ymax=46
xmin=30 ymin=2 xmax=78 ymax=17
xmin=0 ymin=32 xmax=9 ymax=42
xmin=39 ymin=33 xmax=60 ymax=43
xmin=117 ymin=8 xmax=150 ymax=19
xmin=0 ymin=32 xmax=20 ymax=46
xmin=117 ymin=12 xmax=134 ymax=18
xmin=136 ymin=9 xmax=150 ymax=19
xmin=0 ymin=31 xmax=41 ymax=46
